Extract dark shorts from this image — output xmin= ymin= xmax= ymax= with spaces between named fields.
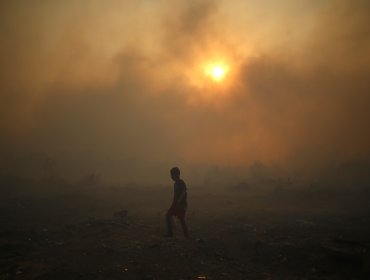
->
xmin=167 ymin=206 xmax=186 ymax=220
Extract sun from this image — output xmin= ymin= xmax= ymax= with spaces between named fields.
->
xmin=186 ymin=58 xmax=233 ymax=90
xmin=212 ymin=66 xmax=225 ymax=81
xmin=205 ymin=63 xmax=229 ymax=82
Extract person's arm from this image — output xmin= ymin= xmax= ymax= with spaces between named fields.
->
xmin=175 ymin=190 xmax=186 ymax=205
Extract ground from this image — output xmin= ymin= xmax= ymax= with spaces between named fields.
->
xmin=1 ymin=182 xmax=370 ymax=279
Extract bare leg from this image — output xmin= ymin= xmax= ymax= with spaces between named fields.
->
xmin=166 ymin=212 xmax=173 ymax=236
xmin=179 ymin=218 xmax=189 ymax=238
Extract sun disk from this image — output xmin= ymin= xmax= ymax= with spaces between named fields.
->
xmin=212 ymin=66 xmax=225 ymax=79
xmin=206 ymin=64 xmax=228 ymax=82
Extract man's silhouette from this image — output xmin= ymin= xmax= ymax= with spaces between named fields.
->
xmin=165 ymin=167 xmax=188 ymax=237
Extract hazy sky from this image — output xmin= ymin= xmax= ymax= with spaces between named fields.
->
xmin=1 ymin=0 xmax=370 ymax=184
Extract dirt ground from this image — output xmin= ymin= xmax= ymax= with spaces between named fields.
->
xmin=1 ymin=182 xmax=370 ymax=279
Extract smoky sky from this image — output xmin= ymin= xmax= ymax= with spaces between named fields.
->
xmin=1 ymin=0 xmax=370 ymax=185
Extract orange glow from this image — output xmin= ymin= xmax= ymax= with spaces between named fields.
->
xmin=208 ymin=65 xmax=227 ymax=82
xmin=185 ymin=56 xmax=234 ymax=91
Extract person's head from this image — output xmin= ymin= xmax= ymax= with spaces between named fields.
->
xmin=170 ymin=167 xmax=180 ymax=181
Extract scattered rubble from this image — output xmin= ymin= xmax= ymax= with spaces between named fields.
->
xmin=1 ymin=189 xmax=369 ymax=279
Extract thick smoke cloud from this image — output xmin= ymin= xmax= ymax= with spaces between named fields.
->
xmin=0 ymin=0 xmax=369 ymax=187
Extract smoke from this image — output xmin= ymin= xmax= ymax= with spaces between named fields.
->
xmin=0 ymin=0 xmax=369 ymax=186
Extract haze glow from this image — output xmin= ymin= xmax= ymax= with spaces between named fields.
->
xmin=1 ymin=0 xmax=369 ymax=185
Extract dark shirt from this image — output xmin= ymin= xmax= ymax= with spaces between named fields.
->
xmin=173 ymin=179 xmax=187 ymax=210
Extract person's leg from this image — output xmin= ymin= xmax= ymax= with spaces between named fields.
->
xmin=179 ymin=217 xmax=189 ymax=238
xmin=165 ymin=210 xmax=173 ymax=236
